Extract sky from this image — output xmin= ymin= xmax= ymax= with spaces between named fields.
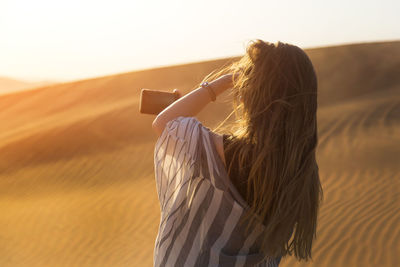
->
xmin=0 ymin=0 xmax=399 ymax=82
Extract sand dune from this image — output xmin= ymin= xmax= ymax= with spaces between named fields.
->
xmin=0 ymin=76 xmax=55 ymax=96
xmin=0 ymin=40 xmax=399 ymax=266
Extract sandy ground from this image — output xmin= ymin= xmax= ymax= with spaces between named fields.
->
xmin=0 ymin=77 xmax=54 ymax=96
xmin=0 ymin=40 xmax=399 ymax=266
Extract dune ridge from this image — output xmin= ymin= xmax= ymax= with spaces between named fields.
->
xmin=0 ymin=76 xmax=55 ymax=96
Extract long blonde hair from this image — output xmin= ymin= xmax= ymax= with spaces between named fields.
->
xmin=199 ymin=39 xmax=323 ymax=261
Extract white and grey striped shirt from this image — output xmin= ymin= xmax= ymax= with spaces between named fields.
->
xmin=153 ymin=116 xmax=282 ymax=267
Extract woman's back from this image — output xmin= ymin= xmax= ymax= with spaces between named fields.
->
xmin=153 ymin=116 xmax=282 ymax=266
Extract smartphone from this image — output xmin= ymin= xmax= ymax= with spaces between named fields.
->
xmin=139 ymin=88 xmax=181 ymax=115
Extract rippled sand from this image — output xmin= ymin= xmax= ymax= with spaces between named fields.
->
xmin=0 ymin=40 xmax=399 ymax=266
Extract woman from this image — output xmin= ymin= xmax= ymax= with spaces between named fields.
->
xmin=152 ymin=39 xmax=323 ymax=267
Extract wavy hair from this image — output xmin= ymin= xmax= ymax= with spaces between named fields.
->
xmin=199 ymin=39 xmax=324 ymax=261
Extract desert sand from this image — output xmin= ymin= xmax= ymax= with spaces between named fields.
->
xmin=0 ymin=40 xmax=399 ymax=266
xmin=0 ymin=77 xmax=55 ymax=96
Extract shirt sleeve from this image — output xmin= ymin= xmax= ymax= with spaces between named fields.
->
xmin=153 ymin=116 xmax=207 ymax=206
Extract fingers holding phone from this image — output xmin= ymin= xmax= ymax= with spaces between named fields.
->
xmin=139 ymin=88 xmax=182 ymax=115
xmin=172 ymin=89 xmax=182 ymax=99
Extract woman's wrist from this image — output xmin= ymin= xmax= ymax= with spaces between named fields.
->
xmin=209 ymin=74 xmax=233 ymax=97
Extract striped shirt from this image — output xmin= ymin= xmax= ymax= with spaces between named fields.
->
xmin=153 ymin=116 xmax=282 ymax=267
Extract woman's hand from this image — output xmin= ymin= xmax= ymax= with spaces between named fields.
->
xmin=172 ymin=88 xmax=182 ymax=98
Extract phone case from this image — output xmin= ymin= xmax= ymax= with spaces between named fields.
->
xmin=139 ymin=88 xmax=180 ymax=115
